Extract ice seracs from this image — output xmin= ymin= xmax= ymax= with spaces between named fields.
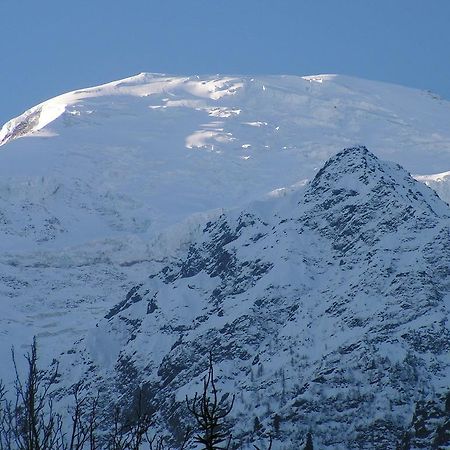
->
xmin=1 ymin=73 xmax=450 ymax=447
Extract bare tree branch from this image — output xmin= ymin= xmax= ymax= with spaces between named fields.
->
xmin=253 ymin=434 xmax=273 ymax=450
xmin=186 ymin=351 xmax=235 ymax=450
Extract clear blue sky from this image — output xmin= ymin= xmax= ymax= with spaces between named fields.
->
xmin=1 ymin=0 xmax=450 ymax=125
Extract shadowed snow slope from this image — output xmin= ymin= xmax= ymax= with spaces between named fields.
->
xmin=1 ymin=73 xmax=450 ymax=448
xmin=56 ymin=147 xmax=450 ymax=449
xmin=1 ymin=73 xmax=450 ymax=252
xmin=2 ymin=73 xmax=449 ymax=374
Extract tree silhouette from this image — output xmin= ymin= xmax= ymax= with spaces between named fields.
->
xmin=186 ymin=352 xmax=235 ymax=450
xmin=303 ymin=432 xmax=313 ymax=450
xmin=253 ymin=435 xmax=272 ymax=450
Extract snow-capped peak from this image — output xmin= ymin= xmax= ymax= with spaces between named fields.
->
xmin=305 ymin=145 xmax=449 ymax=215
xmin=1 ymin=74 xmax=450 ymax=449
xmin=53 ymin=148 xmax=450 ymax=449
xmin=0 ymin=73 xmax=245 ymax=146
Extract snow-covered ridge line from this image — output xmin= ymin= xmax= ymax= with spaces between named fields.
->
xmin=1 ymin=72 xmax=446 ymax=147
xmin=55 ymin=146 xmax=450 ymax=449
xmin=0 ymin=72 xmax=246 ymax=146
xmin=0 ymin=73 xmax=164 ymax=144
xmin=415 ymin=170 xmax=450 ymax=182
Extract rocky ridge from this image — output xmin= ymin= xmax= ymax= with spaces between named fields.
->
xmin=56 ymin=147 xmax=450 ymax=449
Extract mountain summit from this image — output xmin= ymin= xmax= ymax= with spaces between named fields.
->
xmin=1 ymin=74 xmax=449 ymax=381
xmin=54 ymin=147 xmax=450 ymax=449
xmin=1 ymin=73 xmax=450 ymax=447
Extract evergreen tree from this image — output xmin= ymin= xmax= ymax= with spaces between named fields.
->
xmin=253 ymin=416 xmax=262 ymax=433
xmin=272 ymin=414 xmax=281 ymax=435
xmin=186 ymin=352 xmax=235 ymax=450
xmin=303 ymin=432 xmax=313 ymax=450
xmin=396 ymin=431 xmax=411 ymax=450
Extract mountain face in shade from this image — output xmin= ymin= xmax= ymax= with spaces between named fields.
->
xmin=1 ymin=73 xmax=450 ymax=448
xmin=1 ymin=73 xmax=450 ymax=254
xmin=55 ymin=147 xmax=450 ymax=449
xmin=1 ymin=74 xmax=450 ymax=378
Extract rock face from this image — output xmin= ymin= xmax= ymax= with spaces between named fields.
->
xmin=2 ymin=73 xmax=450 ymax=389
xmin=58 ymin=147 xmax=450 ymax=449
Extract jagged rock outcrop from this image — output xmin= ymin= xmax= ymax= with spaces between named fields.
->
xmin=58 ymin=147 xmax=450 ymax=449
xmin=2 ymin=73 xmax=450 ymax=391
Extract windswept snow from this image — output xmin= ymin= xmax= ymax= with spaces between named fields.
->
xmin=55 ymin=147 xmax=450 ymax=449
xmin=415 ymin=171 xmax=450 ymax=205
xmin=1 ymin=72 xmax=450 ymax=403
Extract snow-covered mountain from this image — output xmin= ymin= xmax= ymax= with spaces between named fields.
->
xmin=1 ymin=74 xmax=450 ymax=448
xmin=1 ymin=73 xmax=450 ymax=254
xmin=53 ymin=146 xmax=450 ymax=449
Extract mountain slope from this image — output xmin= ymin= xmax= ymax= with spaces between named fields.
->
xmin=1 ymin=72 xmax=450 ymax=255
xmin=1 ymin=74 xmax=450 ymax=447
xmin=1 ymin=73 xmax=450 ymax=377
xmin=56 ymin=147 xmax=450 ymax=449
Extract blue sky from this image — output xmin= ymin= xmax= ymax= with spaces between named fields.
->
xmin=1 ymin=0 xmax=450 ymax=125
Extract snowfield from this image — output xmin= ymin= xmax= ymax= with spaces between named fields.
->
xmin=1 ymin=73 xmax=450 ymax=448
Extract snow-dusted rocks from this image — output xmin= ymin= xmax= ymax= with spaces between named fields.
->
xmin=1 ymin=73 xmax=450 ymax=254
xmin=1 ymin=72 xmax=450 ymax=447
xmin=56 ymin=147 xmax=450 ymax=449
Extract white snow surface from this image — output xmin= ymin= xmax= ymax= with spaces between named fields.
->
xmin=55 ymin=146 xmax=450 ymax=449
xmin=1 ymin=74 xmax=450 ymax=446
xmin=0 ymin=74 xmax=449 ymax=356
xmin=1 ymin=73 xmax=450 ymax=252
xmin=415 ymin=170 xmax=450 ymax=203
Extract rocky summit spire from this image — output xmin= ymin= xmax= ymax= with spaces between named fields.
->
xmin=302 ymin=147 xmax=449 ymax=255
xmin=306 ymin=146 xmax=447 ymax=213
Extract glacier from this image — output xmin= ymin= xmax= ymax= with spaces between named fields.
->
xmin=1 ymin=74 xmax=450 ymax=448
